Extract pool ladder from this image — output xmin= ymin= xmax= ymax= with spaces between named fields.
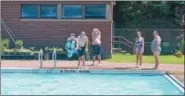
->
xmin=38 ymin=48 xmax=57 ymax=68
xmin=38 ymin=49 xmax=43 ymax=68
xmin=52 ymin=48 xmax=57 ymax=68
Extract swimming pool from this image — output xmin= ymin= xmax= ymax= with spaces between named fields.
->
xmin=1 ymin=69 xmax=184 ymax=95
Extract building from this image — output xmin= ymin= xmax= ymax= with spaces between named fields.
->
xmin=1 ymin=0 xmax=114 ymax=58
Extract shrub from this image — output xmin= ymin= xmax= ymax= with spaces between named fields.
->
xmin=180 ymin=40 xmax=184 ymax=52
xmin=29 ymin=47 xmax=35 ymax=51
xmin=45 ymin=47 xmax=63 ymax=53
xmin=1 ymin=39 xmax=9 ymax=51
xmin=56 ymin=48 xmax=63 ymax=53
xmin=45 ymin=46 xmax=53 ymax=53
xmin=3 ymin=49 xmax=14 ymax=55
xmin=175 ymin=50 xmax=183 ymax=58
xmin=19 ymin=48 xmax=32 ymax=55
xmin=15 ymin=40 xmax=23 ymax=49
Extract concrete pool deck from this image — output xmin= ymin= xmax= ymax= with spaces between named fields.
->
xmin=1 ymin=60 xmax=184 ymax=83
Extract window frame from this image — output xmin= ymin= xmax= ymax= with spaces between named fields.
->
xmin=40 ymin=4 xmax=58 ymax=19
xmin=21 ymin=4 xmax=39 ymax=19
xmin=20 ymin=4 xmax=108 ymax=20
xmin=85 ymin=4 xmax=106 ymax=19
xmin=62 ymin=4 xmax=83 ymax=19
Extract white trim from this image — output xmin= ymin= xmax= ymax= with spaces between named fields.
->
xmin=169 ymin=74 xmax=184 ymax=88
xmin=57 ymin=4 xmax=62 ymax=19
xmin=164 ymin=75 xmax=184 ymax=93
xmin=106 ymin=4 xmax=109 ymax=20
xmin=20 ymin=19 xmax=110 ymax=22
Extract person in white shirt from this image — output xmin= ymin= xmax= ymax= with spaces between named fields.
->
xmin=77 ymin=31 xmax=88 ymax=68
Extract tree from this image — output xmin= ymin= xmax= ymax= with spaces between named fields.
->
xmin=173 ymin=1 xmax=185 ymax=28
xmin=113 ymin=1 xmax=184 ymax=29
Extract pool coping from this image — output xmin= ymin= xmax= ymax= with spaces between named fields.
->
xmin=1 ymin=67 xmax=184 ymax=94
xmin=1 ymin=67 xmax=166 ymax=74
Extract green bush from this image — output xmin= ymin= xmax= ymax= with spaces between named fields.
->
xmin=45 ymin=46 xmax=52 ymax=53
xmin=15 ymin=40 xmax=23 ymax=49
xmin=3 ymin=49 xmax=14 ymax=55
xmin=19 ymin=48 xmax=32 ymax=55
xmin=2 ymin=48 xmax=34 ymax=55
xmin=56 ymin=48 xmax=63 ymax=53
xmin=29 ymin=47 xmax=35 ymax=51
xmin=1 ymin=39 xmax=9 ymax=51
xmin=175 ymin=50 xmax=183 ymax=58
xmin=45 ymin=47 xmax=64 ymax=53
xmin=180 ymin=40 xmax=184 ymax=51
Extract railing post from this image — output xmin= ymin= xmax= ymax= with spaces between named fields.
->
xmin=52 ymin=48 xmax=57 ymax=68
xmin=119 ymin=36 xmax=121 ymax=49
xmin=39 ymin=49 xmax=43 ymax=68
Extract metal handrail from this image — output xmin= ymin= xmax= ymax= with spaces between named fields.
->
xmin=112 ymin=41 xmax=132 ymax=48
xmin=112 ymin=36 xmax=135 ymax=53
xmin=52 ymin=48 xmax=57 ymax=68
xmin=1 ymin=17 xmax=16 ymax=42
xmin=113 ymin=36 xmax=133 ymax=44
xmin=38 ymin=49 xmax=43 ymax=68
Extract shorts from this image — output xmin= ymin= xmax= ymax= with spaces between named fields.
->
xmin=78 ymin=46 xmax=86 ymax=57
xmin=92 ymin=45 xmax=101 ymax=56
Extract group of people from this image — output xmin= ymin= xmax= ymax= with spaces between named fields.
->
xmin=135 ymin=30 xmax=161 ymax=69
xmin=65 ymin=28 xmax=162 ymax=69
xmin=65 ymin=28 xmax=102 ymax=68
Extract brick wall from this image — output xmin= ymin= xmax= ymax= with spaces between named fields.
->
xmin=1 ymin=1 xmax=113 ymax=58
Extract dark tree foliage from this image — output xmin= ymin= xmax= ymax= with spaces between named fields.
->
xmin=113 ymin=1 xmax=185 ymax=29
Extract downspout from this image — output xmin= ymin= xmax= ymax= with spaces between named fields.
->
xmin=110 ymin=1 xmax=116 ymax=58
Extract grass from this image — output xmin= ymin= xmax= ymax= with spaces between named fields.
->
xmin=106 ymin=53 xmax=184 ymax=64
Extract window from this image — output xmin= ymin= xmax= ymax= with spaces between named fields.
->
xmin=40 ymin=5 xmax=57 ymax=18
xmin=85 ymin=5 xmax=106 ymax=19
xmin=21 ymin=5 xmax=38 ymax=18
xmin=63 ymin=5 xmax=83 ymax=19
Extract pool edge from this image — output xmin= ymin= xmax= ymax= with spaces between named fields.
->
xmin=1 ymin=67 xmax=166 ymax=74
xmin=164 ymin=74 xmax=184 ymax=94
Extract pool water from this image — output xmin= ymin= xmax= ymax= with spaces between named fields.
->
xmin=1 ymin=73 xmax=184 ymax=95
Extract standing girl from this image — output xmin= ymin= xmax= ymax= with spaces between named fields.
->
xmin=135 ymin=31 xmax=144 ymax=68
xmin=151 ymin=30 xmax=161 ymax=69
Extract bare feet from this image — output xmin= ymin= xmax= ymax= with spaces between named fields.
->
xmin=90 ymin=64 xmax=94 ymax=66
xmin=154 ymin=67 xmax=158 ymax=69
xmin=136 ymin=65 xmax=139 ymax=68
xmin=83 ymin=66 xmax=89 ymax=70
xmin=154 ymin=64 xmax=158 ymax=69
xmin=138 ymin=65 xmax=141 ymax=69
xmin=78 ymin=66 xmax=83 ymax=69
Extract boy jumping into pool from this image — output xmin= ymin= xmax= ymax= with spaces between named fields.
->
xmin=77 ymin=31 xmax=88 ymax=68
xmin=91 ymin=28 xmax=102 ymax=66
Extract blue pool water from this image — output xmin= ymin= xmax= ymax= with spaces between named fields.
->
xmin=1 ymin=73 xmax=184 ymax=95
